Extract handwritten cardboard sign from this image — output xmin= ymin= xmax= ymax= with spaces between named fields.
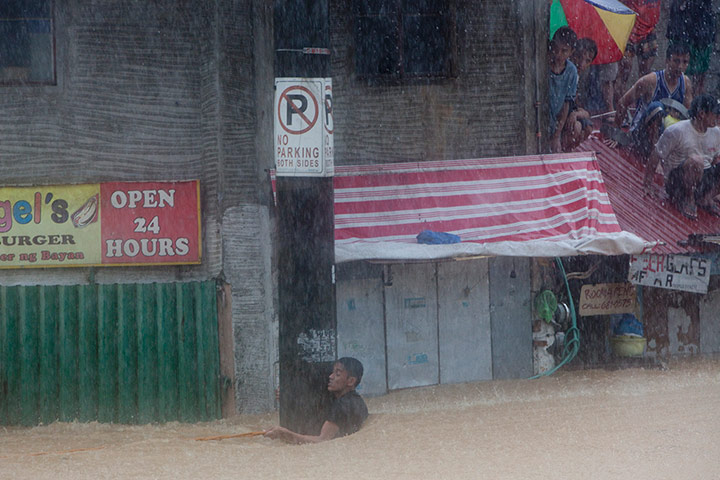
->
xmin=579 ymin=282 xmax=636 ymax=317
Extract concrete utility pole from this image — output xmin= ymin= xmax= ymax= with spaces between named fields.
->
xmin=273 ymin=0 xmax=336 ymax=434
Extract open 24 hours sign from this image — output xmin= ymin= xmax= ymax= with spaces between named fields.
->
xmin=0 ymin=180 xmax=201 ymax=268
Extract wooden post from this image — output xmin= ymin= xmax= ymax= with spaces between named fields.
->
xmin=274 ymin=0 xmax=336 ymax=434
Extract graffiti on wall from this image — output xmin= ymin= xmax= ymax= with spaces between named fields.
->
xmin=297 ymin=328 xmax=336 ymax=363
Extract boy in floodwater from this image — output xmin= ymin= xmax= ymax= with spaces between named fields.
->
xmin=264 ymin=357 xmax=369 ymax=444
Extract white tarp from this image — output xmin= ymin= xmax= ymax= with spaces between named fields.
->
xmin=336 ymin=231 xmax=655 ymax=263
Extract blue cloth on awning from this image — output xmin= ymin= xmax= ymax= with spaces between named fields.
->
xmin=416 ymin=230 xmax=461 ymax=245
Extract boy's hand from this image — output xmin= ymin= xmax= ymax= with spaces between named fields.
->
xmin=264 ymin=426 xmax=294 ymax=441
xmin=602 ymin=138 xmax=619 ymax=149
xmin=642 ymin=182 xmax=660 ymax=199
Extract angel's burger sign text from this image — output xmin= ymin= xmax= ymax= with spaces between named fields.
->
xmin=0 ymin=180 xmax=201 ymax=268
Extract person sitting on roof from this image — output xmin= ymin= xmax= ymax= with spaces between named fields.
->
xmin=548 ymin=26 xmax=579 ymax=153
xmin=561 ymin=37 xmax=598 ymax=152
xmin=614 ymin=42 xmax=693 ymax=131
xmin=613 ymin=0 xmax=661 ymax=105
xmin=630 ymin=100 xmax=667 ymax=161
xmin=660 ymin=97 xmax=690 ymax=130
xmin=643 ymin=94 xmax=720 ymax=219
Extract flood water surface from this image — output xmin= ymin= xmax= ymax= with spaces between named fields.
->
xmin=3 ymin=356 xmax=720 ymax=479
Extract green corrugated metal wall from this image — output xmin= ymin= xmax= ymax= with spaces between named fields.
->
xmin=0 ymin=280 xmax=221 ymax=426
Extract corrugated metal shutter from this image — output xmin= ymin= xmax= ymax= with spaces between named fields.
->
xmin=0 ymin=281 xmax=220 ymax=426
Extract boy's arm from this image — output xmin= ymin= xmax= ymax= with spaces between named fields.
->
xmin=264 ymin=420 xmax=340 ymax=444
xmin=644 ymin=129 xmax=674 ymax=198
xmin=615 ymin=74 xmax=654 ymax=127
xmin=683 ymin=75 xmax=693 ymax=109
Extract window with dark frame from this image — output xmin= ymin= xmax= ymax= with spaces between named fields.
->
xmin=0 ymin=0 xmax=55 ymax=85
xmin=354 ymin=0 xmax=454 ymax=80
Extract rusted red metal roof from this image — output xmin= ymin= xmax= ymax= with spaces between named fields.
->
xmin=579 ymin=137 xmax=720 ymax=254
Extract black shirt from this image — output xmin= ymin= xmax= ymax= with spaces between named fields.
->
xmin=326 ymin=390 xmax=368 ymax=436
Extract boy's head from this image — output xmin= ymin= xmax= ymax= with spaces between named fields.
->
xmin=550 ymin=26 xmax=578 ymax=63
xmin=665 ymin=42 xmax=691 ymax=76
xmin=571 ymin=37 xmax=598 ymax=72
xmin=336 ymin=357 xmax=363 ymax=387
xmin=666 ymin=41 xmax=691 ymax=60
xmin=689 ymin=93 xmax=720 ymax=128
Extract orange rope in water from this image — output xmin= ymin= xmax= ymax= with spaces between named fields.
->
xmin=29 ymin=446 xmax=108 ymax=456
xmin=195 ymin=431 xmax=265 ymax=441
xmin=0 ymin=430 xmax=265 ymax=458
xmin=0 ymin=445 xmax=108 ymax=459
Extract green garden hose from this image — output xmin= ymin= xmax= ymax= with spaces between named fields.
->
xmin=529 ymin=257 xmax=580 ymax=379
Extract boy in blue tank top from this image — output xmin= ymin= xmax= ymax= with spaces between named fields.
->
xmin=615 ymin=42 xmax=693 ymax=131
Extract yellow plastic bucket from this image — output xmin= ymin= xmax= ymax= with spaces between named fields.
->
xmin=610 ymin=336 xmax=646 ymax=357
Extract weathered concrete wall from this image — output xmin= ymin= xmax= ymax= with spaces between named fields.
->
xmin=643 ymin=277 xmax=720 ymax=358
xmin=209 ymin=0 xmax=277 ymax=414
xmin=329 ymin=0 xmax=543 ymax=165
xmin=643 ymin=287 xmax=700 ymax=357
xmin=0 ymin=0 xmax=278 ymax=414
xmin=0 ymin=1 xmax=222 ymax=285
xmin=700 ymin=276 xmax=720 ymax=353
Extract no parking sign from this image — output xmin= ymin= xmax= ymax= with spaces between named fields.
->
xmin=274 ymin=77 xmax=333 ymax=177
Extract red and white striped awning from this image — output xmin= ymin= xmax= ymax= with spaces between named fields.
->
xmin=332 ymin=152 xmax=655 ymax=263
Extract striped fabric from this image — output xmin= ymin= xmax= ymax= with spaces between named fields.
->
xmin=579 ymin=137 xmax=720 ymax=255
xmin=335 ymin=152 xmax=623 ymax=246
xmin=270 ymin=152 xmax=655 ymax=262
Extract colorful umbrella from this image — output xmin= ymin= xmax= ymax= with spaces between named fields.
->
xmin=550 ymin=0 xmax=637 ymax=65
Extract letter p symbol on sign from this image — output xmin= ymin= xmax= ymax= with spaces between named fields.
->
xmin=286 ymin=94 xmax=308 ymax=126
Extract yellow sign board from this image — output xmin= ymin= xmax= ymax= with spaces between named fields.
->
xmin=0 ymin=181 xmax=200 ymax=268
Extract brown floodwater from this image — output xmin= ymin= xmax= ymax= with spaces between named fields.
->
xmin=3 ymin=356 xmax=720 ymax=479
